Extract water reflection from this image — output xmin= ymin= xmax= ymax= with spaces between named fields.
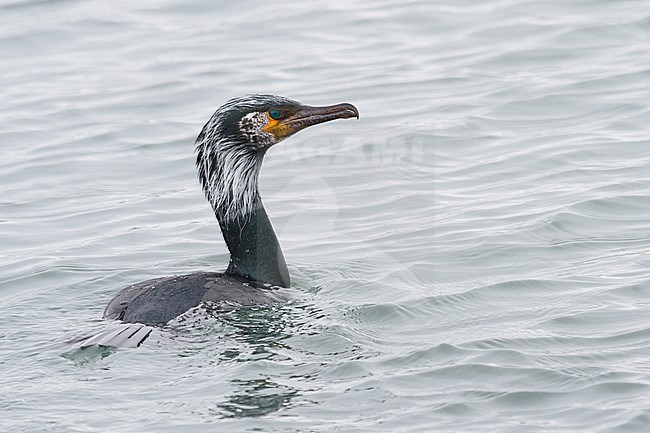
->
xmin=60 ymin=344 xmax=116 ymax=366
xmin=197 ymin=301 xmax=322 ymax=418
xmin=214 ymin=305 xmax=293 ymax=359
xmin=218 ymin=377 xmax=298 ymax=418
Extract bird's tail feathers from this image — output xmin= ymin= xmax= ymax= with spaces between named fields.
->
xmin=80 ymin=323 xmax=154 ymax=348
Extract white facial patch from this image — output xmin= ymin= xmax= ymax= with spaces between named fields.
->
xmin=239 ymin=112 xmax=275 ymax=149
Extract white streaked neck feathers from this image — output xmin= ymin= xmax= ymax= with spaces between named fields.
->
xmin=196 ymin=136 xmax=264 ymax=223
xmin=195 ymin=95 xmax=298 ymax=222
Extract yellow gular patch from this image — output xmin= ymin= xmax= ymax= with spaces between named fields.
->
xmin=262 ymin=114 xmax=293 ymax=140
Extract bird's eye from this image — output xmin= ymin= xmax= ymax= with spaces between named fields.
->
xmin=268 ymin=109 xmax=283 ymax=120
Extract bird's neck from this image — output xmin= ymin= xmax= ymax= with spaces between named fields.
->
xmin=218 ymin=196 xmax=290 ymax=288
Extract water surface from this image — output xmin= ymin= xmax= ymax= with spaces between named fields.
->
xmin=1 ymin=0 xmax=650 ymax=431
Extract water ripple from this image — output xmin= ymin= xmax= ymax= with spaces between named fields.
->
xmin=2 ymin=0 xmax=650 ymax=431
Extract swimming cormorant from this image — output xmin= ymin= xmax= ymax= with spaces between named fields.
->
xmin=102 ymin=94 xmax=359 ymax=328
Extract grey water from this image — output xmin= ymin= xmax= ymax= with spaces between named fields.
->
xmin=1 ymin=0 xmax=649 ymax=431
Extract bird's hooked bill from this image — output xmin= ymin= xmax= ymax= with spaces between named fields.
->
xmin=263 ymin=102 xmax=359 ymax=140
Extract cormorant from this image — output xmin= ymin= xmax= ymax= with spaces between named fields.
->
xmin=101 ymin=94 xmax=358 ymax=331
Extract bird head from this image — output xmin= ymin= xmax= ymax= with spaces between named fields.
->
xmin=195 ymin=94 xmax=359 ymax=221
xmin=209 ymin=94 xmax=358 ymax=149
